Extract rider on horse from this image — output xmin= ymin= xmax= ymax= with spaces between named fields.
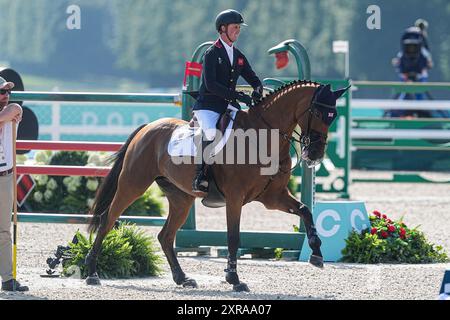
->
xmin=192 ymin=9 xmax=264 ymax=192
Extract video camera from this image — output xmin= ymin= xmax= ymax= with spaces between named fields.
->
xmin=43 ymin=234 xmax=78 ymax=277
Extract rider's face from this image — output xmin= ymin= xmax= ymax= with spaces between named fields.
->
xmin=225 ymin=24 xmax=241 ymax=42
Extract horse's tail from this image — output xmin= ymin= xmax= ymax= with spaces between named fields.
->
xmin=88 ymin=124 xmax=147 ymax=234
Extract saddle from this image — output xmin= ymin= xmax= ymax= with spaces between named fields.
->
xmin=189 ymin=107 xmax=235 ymax=134
xmin=190 ymin=108 xmax=236 ymax=208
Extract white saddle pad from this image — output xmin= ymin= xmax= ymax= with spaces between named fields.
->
xmin=168 ymin=110 xmax=237 ymax=157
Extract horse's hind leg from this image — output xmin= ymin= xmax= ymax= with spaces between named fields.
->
xmin=156 ymin=179 xmax=196 ymax=288
xmin=86 ymin=175 xmax=155 ymax=285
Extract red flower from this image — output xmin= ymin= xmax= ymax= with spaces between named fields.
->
xmin=381 ymin=231 xmax=389 ymax=238
xmin=382 ymin=214 xmax=387 ymax=219
xmin=400 ymin=228 xmax=406 ymax=236
xmin=388 ymin=225 xmax=396 ymax=232
xmin=371 ymin=228 xmax=378 ymax=235
xmin=373 ymin=211 xmax=381 ymax=217
xmin=387 ymin=219 xmax=393 ymax=224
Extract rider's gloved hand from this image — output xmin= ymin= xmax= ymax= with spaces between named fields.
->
xmin=235 ymin=91 xmax=253 ymax=107
xmin=251 ymin=85 xmax=263 ymax=104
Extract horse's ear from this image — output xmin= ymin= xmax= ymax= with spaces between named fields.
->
xmin=333 ymin=85 xmax=351 ymax=99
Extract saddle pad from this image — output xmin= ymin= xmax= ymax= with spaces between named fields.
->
xmin=168 ymin=110 xmax=237 ymax=157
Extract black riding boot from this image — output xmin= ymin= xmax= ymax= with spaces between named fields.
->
xmin=192 ymin=140 xmax=210 ymax=192
xmin=192 ymin=161 xmax=208 ymax=192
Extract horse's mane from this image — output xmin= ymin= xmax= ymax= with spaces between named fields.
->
xmin=255 ymin=80 xmax=321 ymax=111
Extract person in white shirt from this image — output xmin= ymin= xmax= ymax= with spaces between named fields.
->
xmin=0 ymin=76 xmax=28 ymax=292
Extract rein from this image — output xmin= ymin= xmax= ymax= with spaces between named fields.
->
xmin=258 ymin=113 xmax=302 ymax=172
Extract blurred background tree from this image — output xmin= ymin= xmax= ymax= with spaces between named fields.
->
xmin=0 ymin=0 xmax=449 ymax=89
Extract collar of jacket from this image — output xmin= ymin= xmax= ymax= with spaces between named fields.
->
xmin=214 ymin=39 xmax=223 ymax=48
xmin=215 ymin=39 xmax=238 ymax=68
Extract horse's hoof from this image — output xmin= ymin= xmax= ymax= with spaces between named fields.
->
xmin=86 ymin=276 xmax=101 ymax=286
xmin=309 ymin=255 xmax=324 ymax=269
xmin=182 ymin=278 xmax=198 ymax=289
xmin=233 ymin=283 xmax=250 ymax=292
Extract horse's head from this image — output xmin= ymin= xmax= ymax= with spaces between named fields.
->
xmin=298 ymin=84 xmax=350 ymax=168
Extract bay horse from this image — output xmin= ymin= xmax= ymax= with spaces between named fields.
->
xmin=85 ymin=80 xmax=349 ymax=292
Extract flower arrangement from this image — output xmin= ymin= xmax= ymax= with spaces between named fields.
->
xmin=24 ymin=150 xmax=164 ymax=216
xmin=341 ymin=210 xmax=448 ymax=264
xmin=369 ymin=210 xmax=407 ymax=240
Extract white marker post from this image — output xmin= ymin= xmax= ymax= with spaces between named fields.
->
xmin=333 ymin=40 xmax=350 ymax=79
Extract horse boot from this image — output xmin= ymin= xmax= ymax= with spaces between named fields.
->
xmin=192 ymin=140 xmax=211 ymax=193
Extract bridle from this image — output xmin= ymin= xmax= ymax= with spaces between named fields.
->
xmin=250 ymin=85 xmax=337 ymax=200
xmin=257 ymin=86 xmax=335 ymax=172
xmin=299 ymin=100 xmax=336 ymax=159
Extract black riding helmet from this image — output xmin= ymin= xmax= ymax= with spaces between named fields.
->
xmin=215 ymin=9 xmax=247 ymax=32
xmin=415 ymin=18 xmax=429 ymax=31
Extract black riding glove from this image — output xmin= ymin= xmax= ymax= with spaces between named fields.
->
xmin=252 ymin=85 xmax=263 ymax=103
xmin=235 ymin=91 xmax=253 ymax=107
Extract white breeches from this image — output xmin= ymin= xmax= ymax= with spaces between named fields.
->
xmin=193 ymin=110 xmax=221 ymax=141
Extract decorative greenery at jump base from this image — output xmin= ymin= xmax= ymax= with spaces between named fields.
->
xmin=62 ymin=223 xmax=163 ymax=279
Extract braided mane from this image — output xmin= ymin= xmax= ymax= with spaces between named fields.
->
xmin=257 ymin=80 xmax=321 ymax=110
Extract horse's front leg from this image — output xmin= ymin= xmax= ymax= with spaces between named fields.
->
xmin=225 ymin=199 xmax=249 ymax=292
xmin=260 ymin=189 xmax=324 ymax=268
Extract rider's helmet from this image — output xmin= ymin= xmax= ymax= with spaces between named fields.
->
xmin=401 ymin=27 xmax=423 ymax=59
xmin=415 ymin=19 xmax=429 ymax=32
xmin=215 ymin=9 xmax=247 ymax=32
